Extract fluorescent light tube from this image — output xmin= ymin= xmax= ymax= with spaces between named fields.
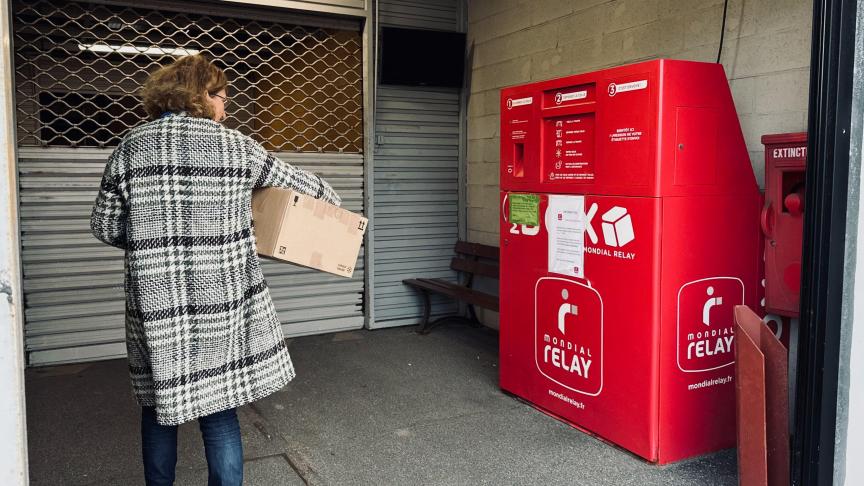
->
xmin=78 ymin=43 xmax=199 ymax=57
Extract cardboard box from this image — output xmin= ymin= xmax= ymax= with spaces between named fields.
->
xmin=251 ymin=188 xmax=367 ymax=278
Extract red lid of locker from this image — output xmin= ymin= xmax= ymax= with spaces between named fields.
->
xmin=499 ymin=59 xmax=758 ymax=198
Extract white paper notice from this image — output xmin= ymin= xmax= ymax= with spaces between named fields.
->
xmin=547 ymin=195 xmax=586 ymax=278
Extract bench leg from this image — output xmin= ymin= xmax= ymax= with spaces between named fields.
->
xmin=467 ymin=304 xmax=483 ymax=327
xmin=417 ymin=289 xmax=433 ymax=334
xmin=413 ymin=290 xmax=487 ymax=335
xmin=421 ymin=306 xmax=483 ymax=335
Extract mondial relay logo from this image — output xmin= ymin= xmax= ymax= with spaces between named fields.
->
xmin=536 ymin=278 xmax=603 ymax=396
xmin=584 ymin=204 xmax=637 ymax=261
xmin=676 ymin=278 xmax=744 ymax=373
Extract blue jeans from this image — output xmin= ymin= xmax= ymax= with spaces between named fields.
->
xmin=141 ymin=407 xmax=244 ymax=486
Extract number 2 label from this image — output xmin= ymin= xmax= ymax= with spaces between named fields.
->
xmin=510 ymin=223 xmax=540 ymax=236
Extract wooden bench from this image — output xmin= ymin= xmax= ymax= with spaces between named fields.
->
xmin=403 ymin=241 xmax=499 ymax=334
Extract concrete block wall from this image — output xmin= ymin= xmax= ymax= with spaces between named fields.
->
xmin=466 ymin=0 xmax=813 ymax=247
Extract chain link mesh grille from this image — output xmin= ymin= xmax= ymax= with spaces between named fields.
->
xmin=12 ymin=0 xmax=364 ymax=152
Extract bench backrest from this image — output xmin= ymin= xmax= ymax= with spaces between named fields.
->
xmin=451 ymin=258 xmax=499 ymax=279
xmin=451 ymin=241 xmax=499 ymax=281
xmin=455 ymin=241 xmax=499 ymax=260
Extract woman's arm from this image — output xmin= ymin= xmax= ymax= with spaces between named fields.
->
xmin=252 ymin=144 xmax=342 ymax=207
xmin=90 ymin=150 xmax=128 ymax=249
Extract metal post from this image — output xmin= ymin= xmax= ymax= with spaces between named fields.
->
xmin=0 ymin=0 xmax=30 ymax=483
xmin=362 ymin=0 xmax=377 ymax=328
xmin=831 ymin=2 xmax=864 ymax=484
xmin=457 ymin=0 xmax=468 ymax=244
xmin=455 ymin=0 xmax=470 ymax=320
xmin=792 ymin=0 xmax=857 ymax=483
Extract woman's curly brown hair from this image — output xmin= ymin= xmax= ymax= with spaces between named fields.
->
xmin=141 ymin=54 xmax=227 ymax=120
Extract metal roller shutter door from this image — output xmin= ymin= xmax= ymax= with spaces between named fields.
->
xmin=371 ymin=86 xmax=461 ymax=328
xmin=19 ymin=147 xmax=365 ymax=366
xmin=379 ymin=0 xmax=460 ymax=31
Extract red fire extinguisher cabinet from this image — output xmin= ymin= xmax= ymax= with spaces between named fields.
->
xmin=498 ymin=59 xmax=760 ymax=464
xmin=761 ymin=132 xmax=806 ymax=317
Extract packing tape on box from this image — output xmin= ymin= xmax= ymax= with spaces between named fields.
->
xmin=301 ymin=196 xmax=316 ymax=210
xmin=309 ymin=251 xmax=323 ymax=268
xmin=299 ymin=195 xmax=328 ymax=220
xmin=336 ymin=210 xmax=350 ymax=225
xmin=298 ymin=192 xmax=365 ymax=232
xmin=345 ymin=213 xmax=362 ymax=235
xmin=347 ymin=220 xmax=359 ymax=235
xmin=313 ymin=201 xmax=327 ymax=219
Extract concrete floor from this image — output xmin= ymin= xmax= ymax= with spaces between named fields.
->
xmin=26 ymin=324 xmax=737 ymax=485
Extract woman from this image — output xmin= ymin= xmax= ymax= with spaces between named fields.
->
xmin=90 ymin=54 xmax=341 ymax=486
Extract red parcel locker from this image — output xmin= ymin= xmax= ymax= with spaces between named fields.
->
xmin=498 ymin=59 xmax=760 ymax=464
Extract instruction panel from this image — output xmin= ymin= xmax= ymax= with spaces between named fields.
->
xmin=544 ymin=113 xmax=596 ymax=182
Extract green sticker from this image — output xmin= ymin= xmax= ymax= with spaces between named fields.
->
xmin=509 ymin=193 xmax=540 ymax=226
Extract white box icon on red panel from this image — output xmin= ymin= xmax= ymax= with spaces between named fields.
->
xmin=601 ymin=206 xmax=634 ymax=247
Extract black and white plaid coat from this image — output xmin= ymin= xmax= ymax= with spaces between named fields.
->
xmin=91 ymin=113 xmax=341 ymax=425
